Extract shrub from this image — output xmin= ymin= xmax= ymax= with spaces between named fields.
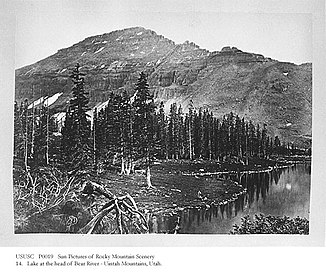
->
xmin=230 ymin=214 xmax=309 ymax=234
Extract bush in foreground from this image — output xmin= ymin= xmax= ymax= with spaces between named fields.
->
xmin=231 ymin=214 xmax=309 ymax=234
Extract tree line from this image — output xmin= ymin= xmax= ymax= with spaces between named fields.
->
xmin=13 ymin=64 xmax=294 ymax=187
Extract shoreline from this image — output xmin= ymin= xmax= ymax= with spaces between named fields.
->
xmin=138 ymin=158 xmax=310 ymax=215
xmin=14 ymin=157 xmax=310 ymax=233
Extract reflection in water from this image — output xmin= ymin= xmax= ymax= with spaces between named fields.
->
xmin=148 ymin=164 xmax=311 ymax=234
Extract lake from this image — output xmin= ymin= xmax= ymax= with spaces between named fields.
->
xmin=149 ymin=164 xmax=311 ymax=234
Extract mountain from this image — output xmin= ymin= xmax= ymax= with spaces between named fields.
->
xmin=15 ymin=26 xmax=312 ymax=147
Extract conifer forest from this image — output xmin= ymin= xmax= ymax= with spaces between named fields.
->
xmin=13 ymin=64 xmax=311 ymax=235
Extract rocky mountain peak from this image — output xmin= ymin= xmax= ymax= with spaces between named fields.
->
xmin=15 ymin=27 xmax=312 ymax=147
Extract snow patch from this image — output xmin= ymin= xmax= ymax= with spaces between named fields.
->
xmin=130 ymin=53 xmax=135 ymax=56
xmin=130 ymin=92 xmax=137 ymax=104
xmin=86 ymin=109 xmax=99 ymax=127
xmin=28 ymin=97 xmax=45 ymax=109
xmin=110 ymin=60 xmax=119 ymax=66
xmin=108 ymin=60 xmax=125 ymax=70
xmin=94 ymin=99 xmax=110 ymax=112
xmin=59 ymin=68 xmax=67 ymax=73
xmin=54 ymin=108 xmax=94 ymax=131
xmin=286 ymin=122 xmax=292 ymax=127
xmin=140 ymin=51 xmax=145 ymax=54
xmin=283 ymin=72 xmax=289 ymax=76
xmin=28 ymin=93 xmax=63 ymax=109
xmin=156 ymin=59 xmax=161 ymax=65
xmin=94 ymin=47 xmax=105 ymax=54
xmin=53 ymin=112 xmax=66 ymax=131
xmin=94 ymin=41 xmax=108 ymax=45
xmin=136 ymin=32 xmax=143 ymax=35
xmin=100 ymin=64 xmax=105 ymax=69
xmin=81 ymin=52 xmax=86 ymax=56
xmin=44 ymin=92 xmax=63 ymax=107
xmin=53 ymin=112 xmax=65 ymax=121
xmin=24 ymin=68 xmax=34 ymax=75
xmin=53 ymin=132 xmax=62 ymax=137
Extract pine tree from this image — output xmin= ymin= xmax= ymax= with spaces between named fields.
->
xmin=95 ymin=107 xmax=109 ymax=170
xmin=13 ymin=101 xmax=25 ymax=162
xmin=118 ymin=91 xmax=134 ymax=174
xmin=198 ymin=107 xmax=205 ymax=158
xmin=104 ymin=93 xmax=117 ymax=162
xmin=228 ymin=112 xmax=235 ymax=157
xmin=61 ymin=63 xmax=92 ymax=172
xmin=187 ymin=100 xmax=194 ymax=160
xmin=32 ymin=105 xmax=56 ymax=167
xmin=207 ymin=111 xmax=214 ymax=160
xmin=242 ymin=118 xmax=249 ymax=164
xmin=220 ymin=116 xmax=229 ymax=160
xmin=248 ymin=121 xmax=256 ymax=157
xmin=157 ymin=101 xmax=168 ymax=159
xmin=177 ymin=105 xmax=185 ymax=159
xmin=256 ymin=124 xmax=261 ymax=157
xmin=92 ymin=108 xmax=99 ymax=170
xmin=124 ymin=91 xmax=137 ymax=174
xmin=234 ymin=115 xmax=242 ymax=158
xmin=22 ymin=99 xmax=29 ymax=168
xmin=212 ymin=117 xmax=219 ymax=160
xmin=274 ymin=136 xmax=281 ymax=155
xmin=168 ymin=103 xmax=178 ymax=159
xmin=261 ymin=124 xmax=268 ymax=158
xmin=193 ymin=109 xmax=200 ymax=158
xmin=133 ymin=72 xmax=156 ymax=187
xmin=61 ymin=106 xmax=74 ymax=167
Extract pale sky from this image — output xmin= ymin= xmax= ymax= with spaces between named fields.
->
xmin=14 ymin=0 xmax=312 ymax=68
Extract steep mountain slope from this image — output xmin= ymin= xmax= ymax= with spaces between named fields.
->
xmin=15 ymin=27 xmax=312 ymax=147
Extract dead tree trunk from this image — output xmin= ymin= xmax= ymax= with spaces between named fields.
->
xmin=46 ymin=101 xmax=50 ymax=165
xmin=146 ymin=165 xmax=152 ymax=188
xmin=24 ymin=106 xmax=29 ymax=168
xmin=120 ymin=156 xmax=125 ymax=175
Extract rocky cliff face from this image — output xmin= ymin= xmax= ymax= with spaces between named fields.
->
xmin=15 ymin=27 xmax=312 ymax=147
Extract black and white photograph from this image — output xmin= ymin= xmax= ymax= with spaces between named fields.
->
xmin=9 ymin=0 xmax=316 ymax=236
xmin=1 ymin=2 xmax=326 ymax=271
xmin=1 ymin=0 xmax=326 ymax=272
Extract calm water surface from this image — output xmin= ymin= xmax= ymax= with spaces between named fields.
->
xmin=149 ymin=164 xmax=311 ymax=234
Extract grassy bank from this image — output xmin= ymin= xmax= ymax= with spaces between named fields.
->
xmin=14 ymin=157 xmax=308 ymax=233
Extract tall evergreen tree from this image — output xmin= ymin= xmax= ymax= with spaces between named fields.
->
xmin=274 ymin=136 xmax=281 ymax=155
xmin=157 ymin=101 xmax=168 ymax=159
xmin=13 ymin=101 xmax=25 ymax=162
xmin=61 ymin=63 xmax=92 ymax=172
xmin=187 ymin=100 xmax=194 ymax=160
xmin=177 ymin=105 xmax=185 ymax=159
xmin=261 ymin=124 xmax=268 ymax=158
xmin=92 ymin=108 xmax=99 ymax=170
xmin=168 ymin=102 xmax=178 ymax=159
xmin=133 ymin=72 xmax=156 ymax=187
xmin=32 ymin=105 xmax=56 ymax=167
xmin=22 ymin=99 xmax=30 ymax=168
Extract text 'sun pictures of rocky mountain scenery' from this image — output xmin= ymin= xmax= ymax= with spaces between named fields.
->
xmin=14 ymin=26 xmax=311 ymax=235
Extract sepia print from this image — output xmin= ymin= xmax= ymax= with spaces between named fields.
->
xmin=12 ymin=2 xmax=312 ymax=236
